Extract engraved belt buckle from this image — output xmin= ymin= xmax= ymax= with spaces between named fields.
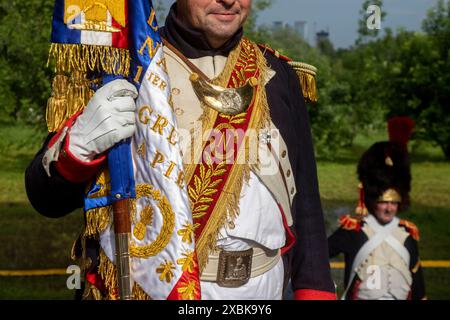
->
xmin=217 ymin=248 xmax=253 ymax=288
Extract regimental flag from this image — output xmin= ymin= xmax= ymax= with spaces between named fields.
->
xmin=47 ymin=0 xmax=201 ymax=300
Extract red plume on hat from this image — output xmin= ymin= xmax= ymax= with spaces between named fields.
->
xmin=388 ymin=116 xmax=415 ymax=151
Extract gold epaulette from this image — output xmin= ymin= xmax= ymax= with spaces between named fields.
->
xmin=257 ymin=44 xmax=318 ymax=104
xmin=287 ymin=61 xmax=318 ymax=103
xmin=399 ymin=219 xmax=420 ymax=241
xmin=339 ymin=214 xmax=363 ymax=231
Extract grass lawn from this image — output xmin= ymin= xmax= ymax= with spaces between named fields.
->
xmin=0 ymin=124 xmax=449 ymax=299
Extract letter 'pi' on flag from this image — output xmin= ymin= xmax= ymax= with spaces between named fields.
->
xmin=46 ymin=0 xmax=201 ymax=300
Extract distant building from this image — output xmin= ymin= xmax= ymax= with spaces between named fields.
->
xmin=273 ymin=21 xmax=283 ymax=29
xmin=294 ymin=21 xmax=308 ymax=40
xmin=316 ymin=30 xmax=330 ymax=46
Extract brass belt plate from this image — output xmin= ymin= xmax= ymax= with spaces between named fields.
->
xmin=217 ymin=248 xmax=253 ymax=288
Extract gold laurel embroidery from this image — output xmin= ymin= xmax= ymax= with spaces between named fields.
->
xmin=177 ymin=223 xmax=200 ymax=244
xmin=219 ymin=112 xmax=247 ymax=125
xmin=130 ymin=184 xmax=175 ymax=258
xmin=188 ymin=163 xmax=227 ymax=219
xmin=156 ymin=260 xmax=176 ymax=283
xmin=177 ymin=251 xmax=196 ymax=273
xmin=177 ymin=280 xmax=199 ymax=300
xmin=232 ymin=39 xmax=257 ymax=86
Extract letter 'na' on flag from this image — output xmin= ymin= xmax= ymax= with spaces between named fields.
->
xmin=46 ymin=0 xmax=201 ymax=300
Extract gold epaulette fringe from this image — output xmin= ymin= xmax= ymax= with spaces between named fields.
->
xmin=45 ymin=43 xmax=131 ymax=133
xmin=288 ymin=61 xmax=318 ymax=103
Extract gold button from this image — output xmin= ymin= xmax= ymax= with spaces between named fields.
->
xmin=281 ymin=151 xmax=287 ymax=158
xmin=172 ymin=88 xmax=181 ymax=95
xmin=286 ymin=170 xmax=291 ymax=177
xmin=248 ymin=77 xmax=258 ymax=87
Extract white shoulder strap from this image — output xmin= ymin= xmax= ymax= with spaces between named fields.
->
xmin=384 ymin=236 xmax=410 ymax=267
xmin=341 ymin=216 xmax=399 ymax=300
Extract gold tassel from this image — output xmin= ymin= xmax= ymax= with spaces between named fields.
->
xmin=288 ymin=61 xmax=318 ymax=103
xmin=67 ymin=70 xmax=94 ymax=117
xmin=46 ymin=74 xmax=69 ymax=132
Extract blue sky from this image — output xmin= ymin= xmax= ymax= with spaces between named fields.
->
xmin=257 ymin=0 xmax=441 ymax=48
xmin=159 ymin=0 xmax=442 ymax=48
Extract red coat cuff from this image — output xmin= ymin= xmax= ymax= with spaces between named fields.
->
xmin=294 ymin=289 xmax=336 ymax=300
xmin=50 ymin=112 xmax=106 ymax=183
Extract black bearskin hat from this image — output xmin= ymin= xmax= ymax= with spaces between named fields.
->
xmin=357 ymin=117 xmax=414 ymax=213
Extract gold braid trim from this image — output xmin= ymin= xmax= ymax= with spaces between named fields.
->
xmin=98 ymin=249 xmax=152 ymax=300
xmin=288 ymin=61 xmax=318 ymax=103
xmin=195 ymin=40 xmax=272 ymax=271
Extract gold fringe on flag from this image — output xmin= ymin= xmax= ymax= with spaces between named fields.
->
xmin=288 ymin=61 xmax=318 ymax=103
xmin=46 ymin=74 xmax=69 ymax=132
xmin=47 ymin=43 xmax=131 ymax=76
xmin=45 ymin=43 xmax=131 ymax=133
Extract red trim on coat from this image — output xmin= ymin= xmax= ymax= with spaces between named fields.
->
xmin=277 ymin=204 xmax=296 ymax=255
xmin=50 ymin=112 xmax=106 ymax=183
xmin=294 ymin=289 xmax=336 ymax=300
xmin=257 ymin=44 xmax=293 ymax=62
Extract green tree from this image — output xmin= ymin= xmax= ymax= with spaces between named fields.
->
xmin=380 ymin=0 xmax=450 ymax=159
xmin=244 ymin=0 xmax=273 ymax=42
xmin=0 ymin=0 xmax=54 ymax=126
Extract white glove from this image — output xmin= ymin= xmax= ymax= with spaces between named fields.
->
xmin=68 ymin=79 xmax=138 ymax=162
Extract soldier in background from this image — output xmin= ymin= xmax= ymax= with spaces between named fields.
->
xmin=328 ymin=117 xmax=426 ymax=300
